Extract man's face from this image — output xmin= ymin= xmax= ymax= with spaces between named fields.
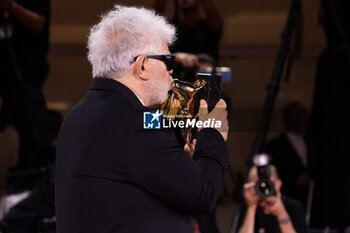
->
xmin=145 ymin=42 xmax=173 ymax=105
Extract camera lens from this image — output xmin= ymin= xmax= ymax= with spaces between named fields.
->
xmin=255 ymin=178 xmax=275 ymax=198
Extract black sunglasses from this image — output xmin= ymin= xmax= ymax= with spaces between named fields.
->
xmin=131 ymin=55 xmax=176 ymax=71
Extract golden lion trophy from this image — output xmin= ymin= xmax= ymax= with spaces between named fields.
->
xmin=160 ymin=73 xmax=222 ymax=142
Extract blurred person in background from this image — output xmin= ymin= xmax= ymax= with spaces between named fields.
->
xmin=0 ymin=0 xmax=50 ymax=124
xmin=306 ymin=0 xmax=350 ymax=229
xmin=0 ymin=110 xmax=61 ymax=233
xmin=154 ymin=0 xmax=223 ymax=79
xmin=154 ymin=0 xmax=223 ymax=61
xmin=0 ymin=0 xmax=52 ymax=194
xmin=265 ymin=101 xmax=311 ymax=209
xmin=235 ymin=165 xmax=307 ymax=233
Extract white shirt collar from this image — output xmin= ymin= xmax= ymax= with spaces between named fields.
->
xmin=135 ymin=94 xmax=145 ymax=106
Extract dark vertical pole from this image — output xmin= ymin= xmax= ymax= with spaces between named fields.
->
xmin=249 ymin=0 xmax=302 ymax=159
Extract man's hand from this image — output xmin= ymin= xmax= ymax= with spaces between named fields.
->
xmin=174 ymin=52 xmax=199 ymax=68
xmin=238 ymin=182 xmax=259 ymax=233
xmin=184 ymin=131 xmax=197 ymax=158
xmin=259 ymin=192 xmax=297 ymax=232
xmin=243 ymin=182 xmax=259 ymax=209
xmin=198 ymin=99 xmax=228 ymax=141
xmin=0 ymin=0 xmax=14 ymax=11
xmin=258 ymin=192 xmax=287 ymax=218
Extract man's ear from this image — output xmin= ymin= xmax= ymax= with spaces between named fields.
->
xmin=133 ymin=55 xmax=149 ymax=81
xmin=275 ymin=179 xmax=282 ymax=192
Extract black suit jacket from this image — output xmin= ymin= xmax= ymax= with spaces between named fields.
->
xmin=55 ymin=78 xmax=228 ymax=233
xmin=265 ymin=134 xmax=309 ymax=207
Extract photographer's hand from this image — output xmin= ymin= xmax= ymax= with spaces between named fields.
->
xmin=238 ymin=182 xmax=259 ymax=233
xmin=259 ymin=193 xmax=297 ymax=233
xmin=259 ymin=193 xmax=284 ymax=215
xmin=198 ymin=99 xmax=228 ymax=141
xmin=244 ymin=182 xmax=259 ymax=209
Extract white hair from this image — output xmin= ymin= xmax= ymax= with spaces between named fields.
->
xmin=87 ymin=5 xmax=176 ymax=79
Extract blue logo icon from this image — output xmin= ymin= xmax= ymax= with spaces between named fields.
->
xmin=143 ymin=110 xmax=162 ymax=129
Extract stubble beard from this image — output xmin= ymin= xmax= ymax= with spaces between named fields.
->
xmin=146 ymin=74 xmax=172 ymax=106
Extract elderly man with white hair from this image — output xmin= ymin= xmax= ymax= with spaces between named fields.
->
xmin=55 ymin=5 xmax=229 ymax=233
